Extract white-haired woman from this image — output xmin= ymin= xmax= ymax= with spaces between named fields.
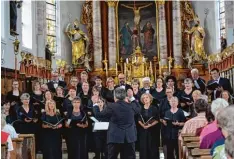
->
xmin=16 ymin=93 xmax=38 ymax=134
xmin=178 ymin=78 xmax=194 ymax=116
xmin=212 ymin=106 xmax=234 ymax=159
xmin=162 ymin=96 xmax=186 ymax=159
xmin=41 ymin=100 xmax=63 ymax=159
xmin=225 ymin=134 xmax=234 ymax=159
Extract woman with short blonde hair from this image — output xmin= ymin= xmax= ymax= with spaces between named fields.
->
xmin=138 ymin=93 xmax=160 ymax=159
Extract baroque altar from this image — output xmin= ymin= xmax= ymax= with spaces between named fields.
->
xmin=62 ymin=0 xmax=209 ymax=85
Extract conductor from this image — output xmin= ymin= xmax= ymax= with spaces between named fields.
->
xmin=95 ymin=87 xmax=141 ymax=159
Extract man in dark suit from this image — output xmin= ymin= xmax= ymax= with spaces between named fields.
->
xmin=191 ymin=68 xmax=206 ymax=94
xmin=95 ymin=87 xmax=141 ymax=159
xmin=207 ymin=68 xmax=233 ymax=100
xmin=77 ymin=71 xmax=89 ymax=94
xmin=114 ymin=73 xmax=132 ymax=91
xmin=47 ymin=71 xmax=67 ymax=93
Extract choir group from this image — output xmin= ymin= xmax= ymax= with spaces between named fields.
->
xmin=1 ymin=68 xmax=234 ymax=159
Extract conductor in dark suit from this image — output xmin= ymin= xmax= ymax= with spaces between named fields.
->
xmin=191 ymin=68 xmax=206 ymax=94
xmin=114 ymin=73 xmax=132 ymax=91
xmin=207 ymin=68 xmax=233 ymax=100
xmin=47 ymin=71 xmax=67 ymax=93
xmin=95 ymin=87 xmax=141 ymax=159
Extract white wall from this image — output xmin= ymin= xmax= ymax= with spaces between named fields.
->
xmin=1 ymin=1 xmax=37 ymax=70
xmin=191 ymin=1 xmax=219 ymax=54
xmin=53 ymin=1 xmax=87 ymax=69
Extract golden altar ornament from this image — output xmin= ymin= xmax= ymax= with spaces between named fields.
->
xmin=13 ymin=37 xmax=20 ymax=54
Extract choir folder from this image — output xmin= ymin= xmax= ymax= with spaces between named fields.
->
xmin=90 ymin=116 xmax=109 ymax=130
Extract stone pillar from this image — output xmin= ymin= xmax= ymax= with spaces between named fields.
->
xmin=158 ymin=2 xmax=168 ymax=68
xmin=92 ymin=1 xmax=103 ymax=70
xmin=172 ymin=1 xmax=183 ymax=68
xmin=107 ymin=1 xmax=117 ymax=70
xmin=36 ymin=1 xmax=46 ymax=58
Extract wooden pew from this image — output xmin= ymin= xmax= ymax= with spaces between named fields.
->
xmin=11 ymin=138 xmax=24 ymax=159
xmin=191 ymin=148 xmax=211 ymax=159
xmin=1 ymin=142 xmax=8 ymax=159
xmin=18 ymin=134 xmax=35 ymax=159
xmin=182 ymin=136 xmax=199 ymax=159
xmin=185 ymin=142 xmax=200 ymax=159
xmin=179 ymin=133 xmax=196 ymax=159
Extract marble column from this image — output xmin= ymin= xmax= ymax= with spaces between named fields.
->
xmin=107 ymin=1 xmax=117 ymax=70
xmin=92 ymin=1 xmax=103 ymax=70
xmin=158 ymin=2 xmax=168 ymax=68
xmin=172 ymin=1 xmax=183 ymax=68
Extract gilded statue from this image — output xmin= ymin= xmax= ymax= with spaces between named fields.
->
xmin=185 ymin=17 xmax=206 ymax=61
xmin=121 ymin=3 xmax=153 ymax=26
xmin=65 ymin=19 xmax=89 ymax=66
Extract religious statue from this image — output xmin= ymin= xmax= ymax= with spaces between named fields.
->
xmin=65 ymin=19 xmax=89 ymax=66
xmin=183 ymin=53 xmax=193 ymax=69
xmin=185 ymin=17 xmax=206 ymax=62
xmin=77 ymin=54 xmax=92 ymax=72
xmin=141 ymin=21 xmax=155 ymax=53
xmin=45 ymin=44 xmax=53 ymax=62
xmin=221 ymin=36 xmax=227 ymax=52
xmin=120 ymin=22 xmax=133 ymax=55
xmin=131 ymin=28 xmax=140 ymax=51
xmin=10 ymin=0 xmax=22 ymax=36
xmin=121 ymin=3 xmax=153 ymax=27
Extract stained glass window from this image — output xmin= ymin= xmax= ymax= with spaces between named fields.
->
xmin=46 ymin=0 xmax=57 ymax=54
xmin=219 ymin=0 xmax=226 ymax=37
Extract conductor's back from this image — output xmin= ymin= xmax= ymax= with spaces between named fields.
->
xmin=95 ymin=87 xmax=141 ymax=159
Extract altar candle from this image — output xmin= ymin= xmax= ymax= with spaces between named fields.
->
xmin=126 ymin=58 xmax=129 ymax=64
xmin=143 ymin=57 xmax=145 ymax=62
xmin=150 ymin=61 xmax=152 ymax=74
xmin=168 ymin=60 xmax=171 ymax=73
xmin=116 ymin=63 xmax=118 ymax=76
xmin=124 ymin=63 xmax=127 ymax=75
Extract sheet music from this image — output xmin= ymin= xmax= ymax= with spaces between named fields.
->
xmin=90 ymin=116 xmax=99 ymax=123
xmin=93 ymin=122 xmax=109 ymax=131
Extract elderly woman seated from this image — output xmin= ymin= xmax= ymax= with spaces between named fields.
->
xmin=225 ymin=134 xmax=234 ymax=159
xmin=200 ymin=98 xmax=229 ymax=142
xmin=180 ymin=99 xmax=208 ymax=135
xmin=212 ymin=105 xmax=234 ymax=159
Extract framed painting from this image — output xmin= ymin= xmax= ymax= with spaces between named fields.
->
xmin=116 ymin=1 xmax=158 ymax=61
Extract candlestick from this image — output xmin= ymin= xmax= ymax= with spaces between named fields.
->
xmin=116 ymin=63 xmax=118 ymax=76
xmin=150 ymin=61 xmax=152 ymax=74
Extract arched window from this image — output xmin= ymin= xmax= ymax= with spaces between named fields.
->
xmin=46 ymin=0 xmax=60 ymax=55
xmin=218 ymin=0 xmax=226 ymax=37
xmin=22 ymin=0 xmax=32 ymax=50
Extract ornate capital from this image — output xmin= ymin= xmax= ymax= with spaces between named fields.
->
xmin=106 ymin=0 xmax=118 ymax=7
xmin=156 ymin=0 xmax=165 ymax=5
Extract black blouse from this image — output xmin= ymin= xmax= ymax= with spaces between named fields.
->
xmin=138 ymin=106 xmax=159 ymax=126
xmin=164 ymin=109 xmax=186 ymax=140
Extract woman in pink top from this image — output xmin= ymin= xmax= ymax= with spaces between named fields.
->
xmin=199 ymin=98 xmax=229 ymax=142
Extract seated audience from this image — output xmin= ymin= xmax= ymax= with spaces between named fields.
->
xmin=212 ymin=106 xmax=234 ymax=159
xmin=221 ymin=90 xmax=233 ymax=105
xmin=225 ymin=134 xmax=234 ymax=159
xmin=180 ymin=99 xmax=208 ymax=135
xmin=200 ymin=98 xmax=229 ymax=142
xmin=1 ymin=115 xmax=18 ymax=138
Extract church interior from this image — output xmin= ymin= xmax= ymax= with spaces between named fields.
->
xmin=1 ymin=0 xmax=234 ymax=159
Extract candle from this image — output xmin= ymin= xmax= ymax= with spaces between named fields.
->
xmin=126 ymin=58 xmax=129 ymax=64
xmin=116 ymin=63 xmax=118 ymax=76
xmin=124 ymin=63 xmax=127 ymax=75
xmin=143 ymin=57 xmax=145 ymax=62
xmin=169 ymin=60 xmax=171 ymax=73
xmin=150 ymin=61 xmax=152 ymax=74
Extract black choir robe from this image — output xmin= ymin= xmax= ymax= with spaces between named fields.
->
xmin=41 ymin=112 xmax=63 ymax=159
xmin=138 ymin=106 xmax=160 ymax=159
xmin=66 ymin=111 xmax=88 ymax=159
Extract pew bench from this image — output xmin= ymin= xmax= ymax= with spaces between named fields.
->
xmin=18 ymin=134 xmax=35 ymax=159
xmin=11 ymin=138 xmax=24 ymax=159
xmin=191 ymin=148 xmax=211 ymax=159
xmin=1 ymin=142 xmax=8 ymax=159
